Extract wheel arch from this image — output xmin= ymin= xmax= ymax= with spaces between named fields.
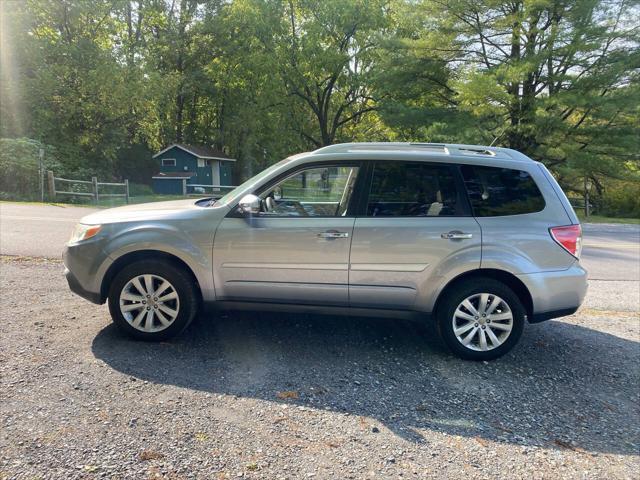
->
xmin=433 ymin=268 xmax=534 ymax=320
xmin=100 ymin=250 xmax=202 ymax=303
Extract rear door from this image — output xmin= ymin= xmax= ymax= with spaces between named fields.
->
xmin=348 ymin=160 xmax=481 ymax=310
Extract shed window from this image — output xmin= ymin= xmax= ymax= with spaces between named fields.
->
xmin=162 ymin=158 xmax=176 ymax=167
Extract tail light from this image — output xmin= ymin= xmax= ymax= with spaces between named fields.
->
xmin=550 ymin=225 xmax=582 ymax=258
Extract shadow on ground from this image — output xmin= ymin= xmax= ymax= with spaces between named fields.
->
xmin=92 ymin=311 xmax=639 ymax=455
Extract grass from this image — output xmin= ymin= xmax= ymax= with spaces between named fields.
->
xmin=0 ymin=199 xmax=81 ymax=208
xmin=0 ymin=194 xmax=202 ymax=209
xmin=93 ymin=194 xmax=188 ymax=207
xmin=576 ymin=212 xmax=640 ymax=225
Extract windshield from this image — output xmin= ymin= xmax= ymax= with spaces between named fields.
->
xmin=215 ymin=157 xmax=296 ymax=206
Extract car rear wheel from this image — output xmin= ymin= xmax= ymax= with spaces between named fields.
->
xmin=108 ymin=260 xmax=198 ymax=341
xmin=437 ymin=278 xmax=525 ymax=360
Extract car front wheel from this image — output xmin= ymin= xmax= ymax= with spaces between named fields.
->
xmin=437 ymin=278 xmax=525 ymax=361
xmin=108 ymin=260 xmax=199 ymax=341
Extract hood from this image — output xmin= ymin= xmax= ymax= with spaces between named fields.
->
xmin=80 ymin=198 xmax=214 ymax=224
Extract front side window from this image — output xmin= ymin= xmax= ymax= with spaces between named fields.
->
xmin=162 ymin=158 xmax=176 ymax=167
xmin=260 ymin=165 xmax=359 ymax=217
xmin=366 ymin=161 xmax=464 ymax=217
xmin=460 ymin=165 xmax=545 ymax=216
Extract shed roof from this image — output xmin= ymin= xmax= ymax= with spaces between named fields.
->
xmin=153 ymin=144 xmax=236 ymax=161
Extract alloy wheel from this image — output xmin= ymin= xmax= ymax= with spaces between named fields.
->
xmin=452 ymin=293 xmax=513 ymax=351
xmin=119 ymin=274 xmax=180 ymax=333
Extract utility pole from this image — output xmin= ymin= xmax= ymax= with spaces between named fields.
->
xmin=39 ymin=148 xmax=45 ymax=202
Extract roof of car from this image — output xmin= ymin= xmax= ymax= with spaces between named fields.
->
xmin=310 ymin=142 xmax=532 ymax=162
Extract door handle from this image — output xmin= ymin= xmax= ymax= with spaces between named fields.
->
xmin=317 ymin=231 xmax=349 ymax=239
xmin=441 ymin=231 xmax=473 ymax=240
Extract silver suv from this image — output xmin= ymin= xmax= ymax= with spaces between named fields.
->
xmin=63 ymin=143 xmax=587 ymax=360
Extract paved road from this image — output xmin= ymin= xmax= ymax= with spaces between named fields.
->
xmin=581 ymin=223 xmax=639 ymax=280
xmin=0 ymin=201 xmax=638 ymax=280
xmin=0 ymin=202 xmax=97 ymax=259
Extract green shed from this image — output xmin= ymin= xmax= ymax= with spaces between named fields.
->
xmin=152 ymin=144 xmax=236 ymax=195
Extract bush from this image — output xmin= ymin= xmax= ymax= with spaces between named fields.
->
xmin=598 ymin=182 xmax=640 ymax=218
xmin=129 ymin=183 xmax=153 ymax=196
xmin=0 ymin=138 xmax=61 ymax=200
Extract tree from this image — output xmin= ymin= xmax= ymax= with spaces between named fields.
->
xmin=23 ymin=1 xmax=127 ymax=174
xmin=379 ymin=0 xmax=640 ymax=188
xmin=275 ymin=0 xmax=389 ymax=147
xmin=0 ymin=0 xmax=32 ymax=138
xmin=203 ymin=0 xmax=305 ymax=176
xmin=2 ymin=0 xmax=638 ymax=199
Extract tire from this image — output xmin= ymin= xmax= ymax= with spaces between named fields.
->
xmin=107 ymin=259 xmax=199 ymax=341
xmin=436 ymin=278 xmax=525 ymax=361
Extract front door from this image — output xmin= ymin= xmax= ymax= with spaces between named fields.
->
xmin=349 ymin=160 xmax=481 ymax=310
xmin=213 ymin=163 xmax=361 ymax=305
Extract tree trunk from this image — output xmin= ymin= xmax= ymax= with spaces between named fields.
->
xmin=506 ymin=3 xmax=523 ymax=151
xmin=176 ymin=92 xmax=184 ymax=142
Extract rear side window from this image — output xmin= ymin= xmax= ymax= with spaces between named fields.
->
xmin=460 ymin=165 xmax=545 ymax=216
xmin=366 ymin=161 xmax=465 ymax=217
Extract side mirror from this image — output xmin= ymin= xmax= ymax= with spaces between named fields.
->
xmin=238 ymin=194 xmax=261 ymax=215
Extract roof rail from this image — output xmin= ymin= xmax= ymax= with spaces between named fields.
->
xmin=312 ymin=142 xmax=515 ymax=159
xmin=313 ymin=142 xmax=448 ymax=155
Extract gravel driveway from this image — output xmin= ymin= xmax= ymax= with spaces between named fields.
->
xmin=1 ymin=256 xmax=638 ymax=479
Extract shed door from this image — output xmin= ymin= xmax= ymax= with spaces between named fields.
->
xmin=220 ymin=161 xmax=233 ymax=186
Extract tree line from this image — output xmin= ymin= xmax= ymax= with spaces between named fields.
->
xmin=1 ymin=0 xmax=638 ymax=213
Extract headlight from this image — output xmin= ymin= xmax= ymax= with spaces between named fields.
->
xmin=69 ymin=224 xmax=102 ymax=243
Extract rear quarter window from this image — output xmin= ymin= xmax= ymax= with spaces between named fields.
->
xmin=460 ymin=165 xmax=545 ymax=216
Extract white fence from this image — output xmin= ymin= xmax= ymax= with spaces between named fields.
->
xmin=184 ymin=182 xmax=237 ymax=197
xmin=568 ymin=196 xmax=594 ymax=216
xmin=47 ymin=171 xmax=129 ymax=204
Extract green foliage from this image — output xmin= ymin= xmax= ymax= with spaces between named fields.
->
xmin=0 ymin=0 xmax=637 ymax=216
xmin=129 ymin=183 xmax=154 ymax=197
xmin=0 ymin=138 xmax=61 ymax=199
xmin=596 ymin=181 xmax=640 ymax=219
xmin=274 ymin=0 xmax=389 ymax=146
xmin=377 ymin=0 xmax=640 ymax=185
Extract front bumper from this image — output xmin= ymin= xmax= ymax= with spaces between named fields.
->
xmin=517 ymin=262 xmax=588 ymax=322
xmin=62 ymin=238 xmax=111 ymax=305
xmin=64 ymin=267 xmax=103 ymax=304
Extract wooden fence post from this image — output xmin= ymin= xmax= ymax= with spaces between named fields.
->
xmin=47 ymin=171 xmax=55 ymax=200
xmin=182 ymin=178 xmax=187 ymax=196
xmin=124 ymin=179 xmax=130 ymax=204
xmin=92 ymin=177 xmax=99 ymax=204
